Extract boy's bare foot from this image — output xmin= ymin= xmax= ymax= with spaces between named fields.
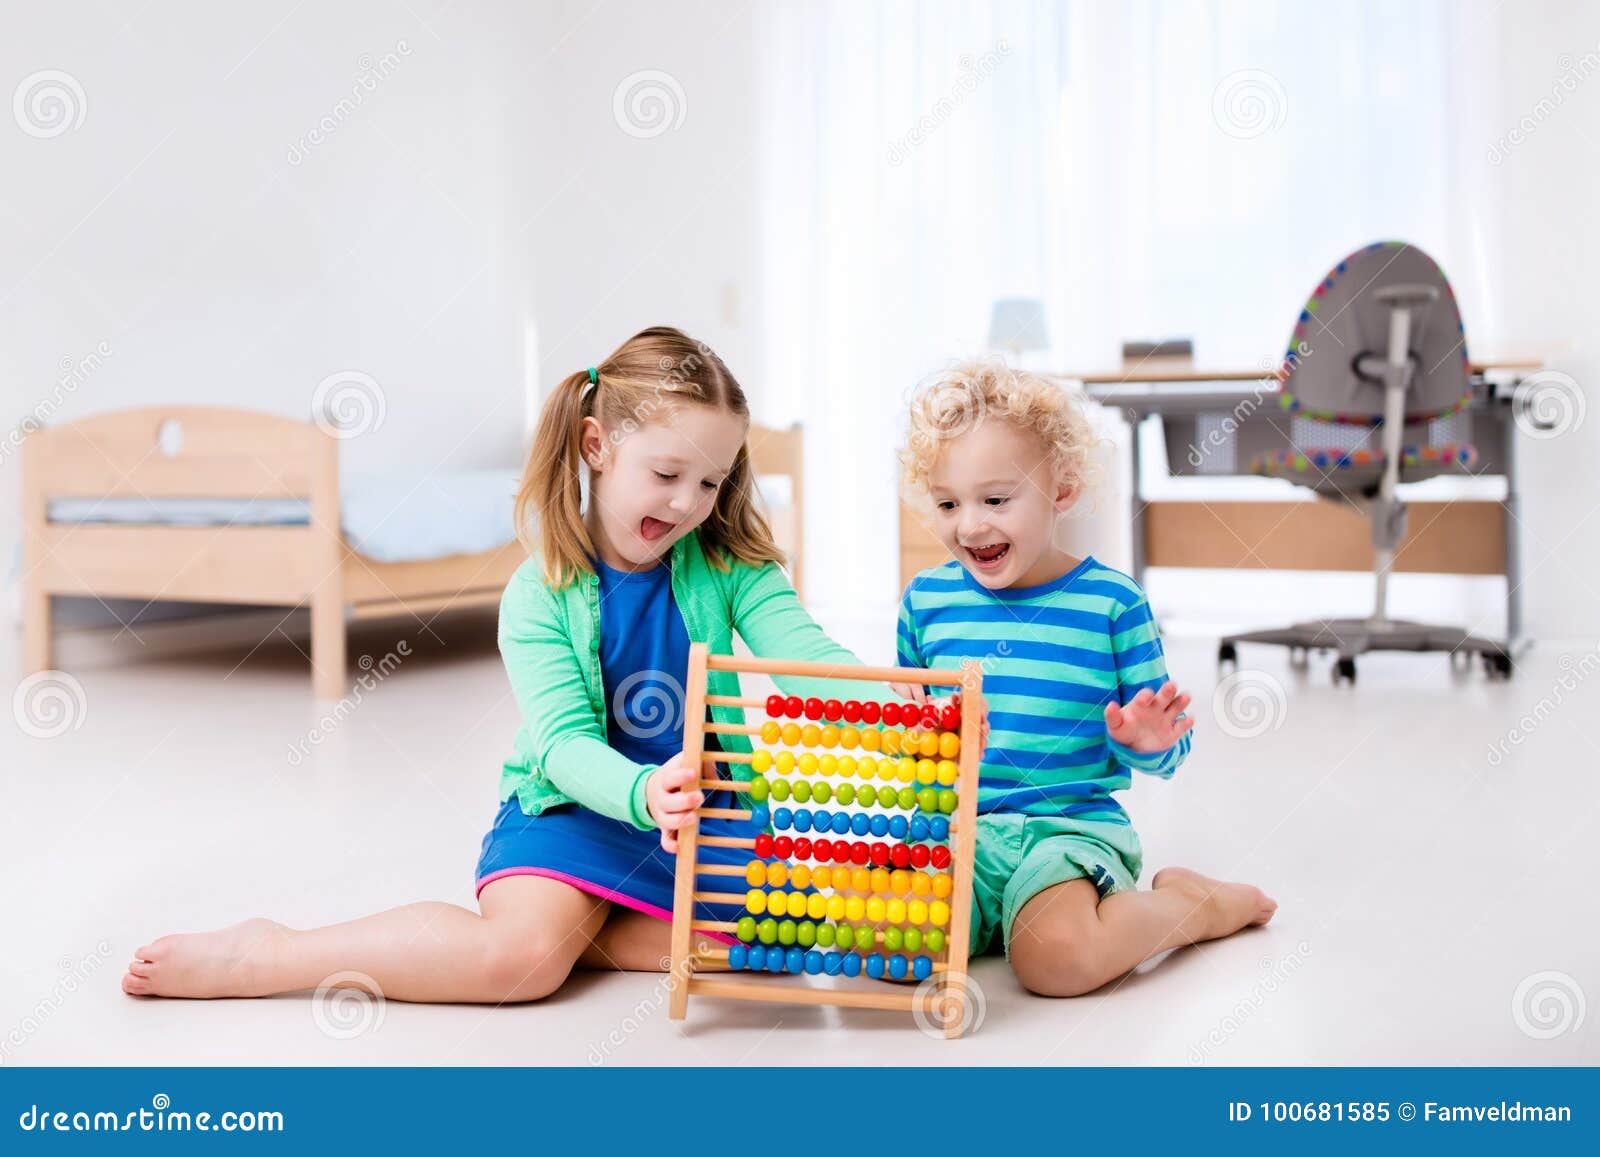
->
xmin=1152 ymin=866 xmax=1277 ymax=941
xmin=122 ymin=918 xmax=290 ymax=999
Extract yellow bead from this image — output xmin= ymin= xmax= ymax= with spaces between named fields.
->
xmin=766 ymin=862 xmax=788 ymax=887
xmin=790 ymin=864 xmax=812 ymax=889
xmin=840 ymin=727 xmax=860 ymax=750
xmin=752 ymin=749 xmax=773 ymax=774
xmin=937 ymin=759 xmax=959 ymax=786
xmin=800 ymin=724 xmax=821 ymax=747
xmin=807 ymin=893 xmax=828 ymax=920
xmin=798 ymin=752 xmax=818 ymax=774
xmin=850 ymin=867 xmax=871 ymax=893
xmin=918 ymin=731 xmax=939 ymax=758
xmin=932 ymin=873 xmax=953 ymax=899
xmin=860 ymin=729 xmax=882 ymax=752
xmin=940 ymin=732 xmax=960 ymax=759
xmin=886 ymin=898 xmax=907 ymax=924
xmin=818 ymin=754 xmax=837 ymax=776
xmin=930 ymin=900 xmax=950 ymax=926
xmin=911 ymin=872 xmax=931 ymax=896
xmin=761 ymin=721 xmax=781 ymax=744
xmin=747 ymin=889 xmax=767 ymax=914
xmin=866 ymin=896 xmax=886 ymax=922
xmin=819 ymin=726 xmax=839 ymax=749
xmin=837 ymin=755 xmax=856 ymax=777
xmin=855 ymin=756 xmax=876 ymax=780
xmin=786 ymin=892 xmax=808 ymax=918
xmin=781 ymin=722 xmax=801 ymax=746
xmin=870 ymin=868 xmax=891 ymax=895
xmin=746 ymin=860 xmax=766 ymax=886
xmin=826 ymin=895 xmax=847 ymax=922
xmin=845 ymin=895 xmax=866 ymax=922
xmin=775 ymin=751 xmax=796 ymax=773
xmin=915 ymin=759 xmax=937 ymax=785
xmin=881 ymin=730 xmax=901 ymax=755
xmin=889 ymin=870 xmax=911 ymax=895
xmin=907 ymin=899 xmax=929 ymax=925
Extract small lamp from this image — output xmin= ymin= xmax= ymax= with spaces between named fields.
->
xmin=988 ymin=298 xmax=1049 ymax=357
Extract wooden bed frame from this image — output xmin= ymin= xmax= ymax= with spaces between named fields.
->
xmin=21 ymin=407 xmax=806 ymax=699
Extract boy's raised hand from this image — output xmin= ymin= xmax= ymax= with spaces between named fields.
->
xmin=648 ymin=753 xmax=705 ymax=853
xmin=1104 ymin=681 xmax=1193 ymax=753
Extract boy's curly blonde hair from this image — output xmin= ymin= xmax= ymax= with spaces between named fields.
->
xmin=899 ymin=358 xmax=1100 ymax=497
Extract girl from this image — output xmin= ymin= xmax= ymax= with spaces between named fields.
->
xmin=123 ymin=326 xmax=891 ymax=1004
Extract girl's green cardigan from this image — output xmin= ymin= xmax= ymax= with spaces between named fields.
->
xmin=497 ymin=530 xmax=881 ymax=830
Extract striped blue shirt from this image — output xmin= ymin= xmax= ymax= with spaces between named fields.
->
xmin=897 ymin=556 xmax=1188 ymax=821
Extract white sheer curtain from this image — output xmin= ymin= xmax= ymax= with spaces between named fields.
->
xmin=756 ymin=0 xmax=1500 ymax=636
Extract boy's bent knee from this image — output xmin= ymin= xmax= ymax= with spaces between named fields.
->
xmin=1010 ymin=924 xmax=1107 ymax=997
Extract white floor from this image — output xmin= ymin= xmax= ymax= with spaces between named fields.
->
xmin=3 ymin=617 xmax=1597 ymax=1066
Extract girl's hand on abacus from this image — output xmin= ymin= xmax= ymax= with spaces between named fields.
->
xmin=889 ymin=682 xmax=926 ymax=704
xmin=647 ymin=754 xmax=705 ymax=853
xmin=1103 ymin=681 xmax=1193 ymax=753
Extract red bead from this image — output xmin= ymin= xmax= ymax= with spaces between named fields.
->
xmin=773 ymin=836 xmax=794 ymax=859
xmin=792 ymin=837 xmax=812 ymax=860
xmin=860 ymin=702 xmax=881 ymax=724
xmin=870 ymin=842 xmax=890 ymax=867
xmin=812 ymin=839 xmax=833 ymax=862
xmin=823 ymin=699 xmax=843 ymax=721
xmin=882 ymin=702 xmax=901 ymax=726
xmin=850 ymin=842 xmax=870 ymax=865
xmin=940 ymin=704 xmax=961 ymax=732
xmin=766 ymin=694 xmax=786 ymax=717
xmin=784 ymin=696 xmax=803 ymax=718
xmin=754 ymin=833 xmax=774 ymax=857
xmin=931 ymin=845 xmax=952 ymax=869
xmin=804 ymin=698 xmax=824 ymax=720
xmin=842 ymin=700 xmax=862 ymax=723
xmin=890 ymin=843 xmax=911 ymax=868
xmin=909 ymin=844 xmax=931 ymax=868
xmin=920 ymin=704 xmax=940 ymax=728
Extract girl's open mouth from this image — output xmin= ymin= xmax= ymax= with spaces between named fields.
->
xmin=966 ymin=542 xmax=1010 ymax=569
xmin=640 ymin=516 xmax=675 ymax=543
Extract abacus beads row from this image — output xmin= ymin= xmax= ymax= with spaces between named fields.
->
xmin=726 ymin=943 xmax=934 ymax=981
xmin=735 ymin=915 xmax=948 ymax=954
xmin=756 ymin=723 xmax=961 ymax=760
xmin=768 ymin=806 xmax=956 ymax=836
xmin=747 ymin=890 xmax=953 ymax=928
xmin=764 ymin=695 xmax=962 ymax=733
xmin=752 ymin=779 xmax=958 ymax=815
xmin=753 ymin=832 xmax=954 ymax=868
xmin=750 ymin=750 xmax=960 ymax=784
xmin=744 ymin=859 xmax=955 ymax=896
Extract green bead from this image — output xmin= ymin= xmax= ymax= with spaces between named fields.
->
xmin=792 ymin=779 xmax=812 ymax=804
xmin=736 ymin=916 xmax=758 ymax=942
xmin=836 ymin=924 xmax=855 ymax=949
xmin=904 ymin=927 xmax=923 ymax=951
xmin=812 ymin=782 xmax=832 ymax=804
xmin=917 ymin=787 xmax=939 ymax=812
xmin=857 ymin=924 xmax=877 ymax=949
xmin=758 ymin=918 xmax=778 ymax=945
xmin=749 ymin=776 xmax=769 ymax=802
xmin=770 ymin=778 xmax=791 ymax=801
xmin=897 ymin=787 xmax=918 ymax=810
xmin=836 ymin=783 xmax=857 ymax=806
xmin=884 ymin=926 xmax=904 ymax=950
xmin=938 ymin=788 xmax=957 ymax=814
xmin=877 ymin=785 xmax=898 ymax=808
xmin=797 ymin=921 xmax=816 ymax=947
xmin=778 ymin=920 xmax=798 ymax=946
xmin=926 ymin=928 xmax=946 ymax=952
xmin=816 ymin=923 xmax=836 ymax=947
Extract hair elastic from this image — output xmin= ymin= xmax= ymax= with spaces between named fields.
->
xmin=587 ymin=366 xmax=598 ymax=385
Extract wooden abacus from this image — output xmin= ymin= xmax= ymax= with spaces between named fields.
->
xmin=668 ymin=643 xmax=984 ymax=1038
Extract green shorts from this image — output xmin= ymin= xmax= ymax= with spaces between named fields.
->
xmin=968 ymin=812 xmax=1143 ymax=958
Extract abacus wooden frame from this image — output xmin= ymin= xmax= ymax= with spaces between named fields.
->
xmin=667 ymin=643 xmax=984 ymax=1038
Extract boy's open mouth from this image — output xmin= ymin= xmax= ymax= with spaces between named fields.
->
xmin=640 ymin=516 xmax=676 ymax=543
xmin=966 ymin=542 xmax=1010 ymax=569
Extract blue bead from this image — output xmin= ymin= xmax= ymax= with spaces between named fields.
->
xmin=728 ymin=944 xmax=748 ymax=970
xmin=841 ymin=952 xmax=862 ymax=977
xmin=805 ymin=950 xmax=824 ymax=975
xmin=832 ymin=812 xmax=851 ymax=834
xmin=909 ymin=816 xmax=930 ymax=841
xmin=851 ymin=813 xmax=871 ymax=836
xmin=772 ymin=807 xmax=792 ymax=831
xmin=747 ymin=945 xmax=766 ymax=970
xmin=889 ymin=816 xmax=909 ymax=839
xmin=929 ymin=816 xmax=949 ymax=841
xmin=869 ymin=814 xmax=889 ymax=837
xmin=864 ymin=953 xmax=885 ymax=979
xmin=912 ymin=955 xmax=933 ymax=980
xmin=785 ymin=947 xmax=804 ymax=973
xmin=766 ymin=950 xmax=785 ymax=973
xmin=823 ymin=951 xmax=843 ymax=976
xmin=811 ymin=809 xmax=830 ymax=832
xmin=792 ymin=809 xmax=812 ymax=833
xmin=749 ymin=805 xmax=770 ymax=829
xmin=888 ymin=954 xmax=907 ymax=979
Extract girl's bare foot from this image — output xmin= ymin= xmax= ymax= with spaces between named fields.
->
xmin=122 ymin=918 xmax=291 ymax=999
xmin=1151 ymin=866 xmax=1277 ymax=941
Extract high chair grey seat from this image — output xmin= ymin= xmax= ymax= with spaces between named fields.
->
xmin=1216 ymin=241 xmax=1513 ymax=683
